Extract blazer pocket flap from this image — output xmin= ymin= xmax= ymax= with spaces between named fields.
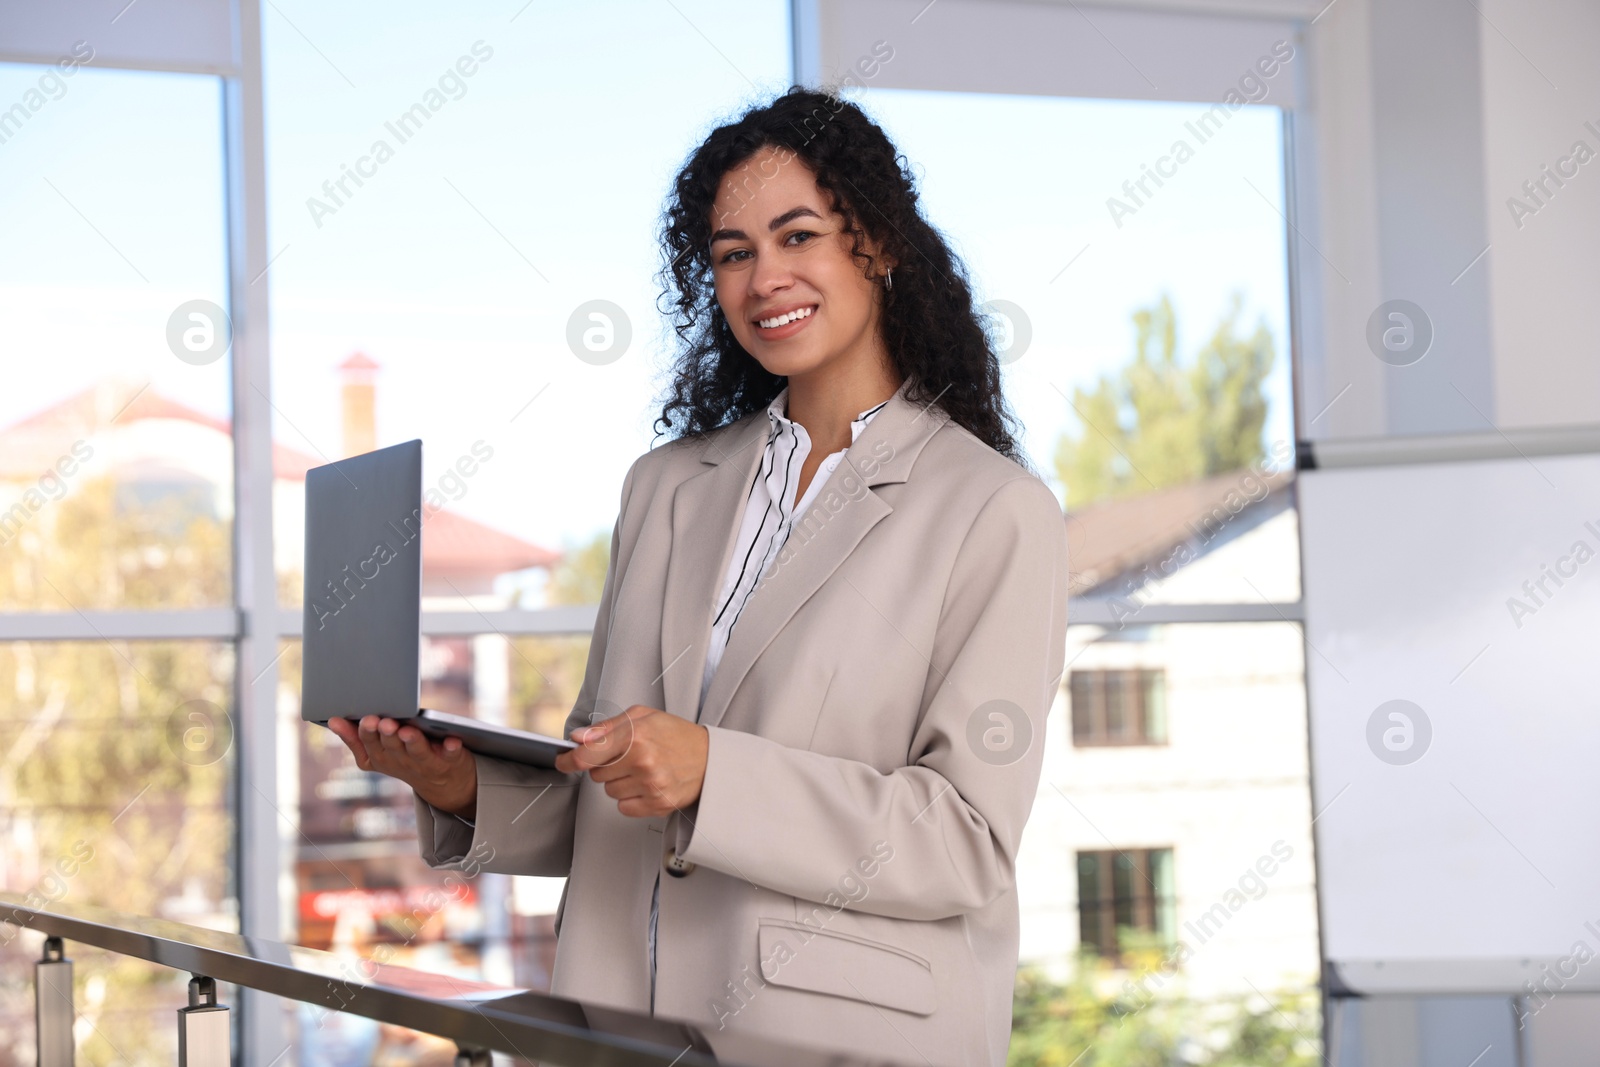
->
xmin=757 ymin=920 xmax=936 ymax=1016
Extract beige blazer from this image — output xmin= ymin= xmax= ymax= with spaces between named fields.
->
xmin=416 ymin=378 xmax=1071 ymax=1066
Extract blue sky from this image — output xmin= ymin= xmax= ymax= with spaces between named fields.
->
xmin=0 ymin=0 xmax=1291 ymax=579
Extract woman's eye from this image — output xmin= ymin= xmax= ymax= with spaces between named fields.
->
xmin=786 ymin=230 xmax=816 ymax=246
xmin=718 ymin=248 xmax=749 ymax=265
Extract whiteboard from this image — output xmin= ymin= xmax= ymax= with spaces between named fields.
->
xmin=1300 ymin=454 xmax=1600 ymax=993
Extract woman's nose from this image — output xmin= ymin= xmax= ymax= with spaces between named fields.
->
xmin=748 ymin=252 xmax=794 ymax=298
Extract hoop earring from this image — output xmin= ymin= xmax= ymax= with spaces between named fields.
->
xmin=883 ymin=267 xmax=893 ymax=292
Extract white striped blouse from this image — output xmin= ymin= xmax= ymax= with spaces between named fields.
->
xmin=696 ymin=385 xmax=891 ymax=717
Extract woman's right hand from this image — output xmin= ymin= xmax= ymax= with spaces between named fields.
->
xmin=326 ymin=716 xmax=478 ymax=821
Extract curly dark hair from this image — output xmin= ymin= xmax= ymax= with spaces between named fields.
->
xmin=649 ymin=85 xmax=1031 ymax=471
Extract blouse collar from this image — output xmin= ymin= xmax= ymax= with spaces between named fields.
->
xmin=764 ymin=384 xmax=893 ymax=446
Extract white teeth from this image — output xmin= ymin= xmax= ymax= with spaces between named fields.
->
xmin=757 ymin=306 xmax=814 ymax=329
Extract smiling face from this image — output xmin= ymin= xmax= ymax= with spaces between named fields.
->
xmin=708 ymin=145 xmax=892 ymax=383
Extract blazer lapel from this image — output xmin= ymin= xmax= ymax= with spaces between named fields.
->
xmin=683 ymin=379 xmax=950 ymax=732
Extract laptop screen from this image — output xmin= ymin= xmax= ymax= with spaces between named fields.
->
xmin=300 ymin=439 xmax=425 ymax=723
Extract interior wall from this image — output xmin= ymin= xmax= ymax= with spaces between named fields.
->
xmin=0 ymin=0 xmax=236 ymax=73
xmin=806 ymin=0 xmax=1300 ymax=105
xmin=1299 ymin=0 xmax=1600 ymax=451
xmin=1478 ymin=0 xmax=1600 ymax=433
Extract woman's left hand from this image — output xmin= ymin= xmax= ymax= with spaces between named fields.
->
xmin=556 ymin=705 xmax=708 ymax=818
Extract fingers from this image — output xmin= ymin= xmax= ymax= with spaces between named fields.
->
xmin=617 ymin=797 xmax=665 ymax=819
xmin=327 ymin=717 xmax=477 ymax=822
xmin=358 ymin=715 xmax=383 ymax=755
xmin=375 ymin=716 xmax=409 ymax=757
xmin=602 ymin=775 xmax=647 ymax=802
xmin=587 ymin=754 xmax=639 ymax=783
xmin=343 ymin=716 xmax=443 ymax=776
xmin=570 ymin=707 xmax=647 ymax=770
xmin=572 ymin=704 xmax=654 ymax=743
xmin=554 ymin=706 xmax=700 ymax=822
xmin=327 ymin=717 xmax=374 ymax=771
xmin=399 ymin=725 xmax=433 ymax=762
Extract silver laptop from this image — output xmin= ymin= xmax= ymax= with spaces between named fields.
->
xmin=300 ymin=439 xmax=576 ymax=769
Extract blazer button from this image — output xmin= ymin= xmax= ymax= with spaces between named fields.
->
xmin=664 ymin=847 xmax=696 ymax=878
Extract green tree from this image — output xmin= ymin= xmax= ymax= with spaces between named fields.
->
xmin=1009 ymin=946 xmax=1185 ymax=1067
xmin=1054 ymin=292 xmax=1275 ymax=510
xmin=508 ymin=529 xmax=611 ymax=738
xmin=540 ymin=530 xmax=610 ymax=607
xmin=0 ymin=475 xmax=233 ymax=1067
xmin=1008 ymin=953 xmax=1321 ymax=1067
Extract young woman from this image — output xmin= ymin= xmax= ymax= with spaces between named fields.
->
xmin=329 ymin=86 xmax=1070 ymax=1066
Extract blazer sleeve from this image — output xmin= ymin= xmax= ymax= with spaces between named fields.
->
xmin=414 ymin=455 xmax=641 ymax=876
xmin=670 ymin=473 xmax=1070 ymax=921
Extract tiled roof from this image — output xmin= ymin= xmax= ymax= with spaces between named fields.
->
xmin=0 ymin=383 xmax=558 ymax=577
xmin=424 ymin=508 xmax=560 ymax=575
xmin=1063 ymin=466 xmax=1295 ymax=595
xmin=0 ymin=384 xmax=326 ymax=482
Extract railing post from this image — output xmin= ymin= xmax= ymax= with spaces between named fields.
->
xmin=36 ymin=936 xmax=74 ymax=1067
xmin=177 ymin=976 xmax=230 ymax=1067
xmin=454 ymin=1046 xmax=490 ymax=1067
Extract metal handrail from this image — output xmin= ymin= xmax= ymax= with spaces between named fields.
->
xmin=1 ymin=892 xmax=914 ymax=1067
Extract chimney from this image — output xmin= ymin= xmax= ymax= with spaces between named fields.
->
xmin=338 ymin=352 xmax=379 ymax=458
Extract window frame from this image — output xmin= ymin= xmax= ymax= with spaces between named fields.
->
xmin=1070 ymin=667 xmax=1170 ymax=747
xmin=1076 ymin=846 xmax=1178 ymax=964
xmin=0 ymin=2 xmax=1318 ymax=1061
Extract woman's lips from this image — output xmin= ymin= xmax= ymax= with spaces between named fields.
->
xmin=753 ymin=304 xmax=817 ymax=340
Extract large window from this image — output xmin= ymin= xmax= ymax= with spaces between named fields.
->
xmin=1 ymin=4 xmax=1322 ymax=1064
xmin=0 ymin=58 xmax=237 ymax=1064
xmin=260 ymin=1 xmax=791 ymax=1057
xmin=0 ymin=639 xmax=236 ymax=1056
xmin=0 ymin=65 xmax=233 ymax=612
xmin=856 ymin=79 xmax=1316 ymax=1058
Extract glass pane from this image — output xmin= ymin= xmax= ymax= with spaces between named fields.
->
xmin=1076 ymin=851 xmax=1102 ymax=899
xmin=855 ymin=89 xmax=1299 ymax=607
xmin=1069 ymin=671 xmax=1094 ymax=743
xmin=1143 ymin=669 xmax=1168 ymax=743
xmin=1075 ymin=852 xmax=1105 ymax=957
xmin=280 ymin=631 xmax=575 ymax=1057
xmin=1150 ymin=847 xmax=1176 ymax=944
xmin=1104 ymin=671 xmax=1130 ymax=740
xmin=0 ymin=639 xmax=235 ymax=1056
xmin=263 ymin=0 xmax=790 ymax=613
xmin=1112 ymin=852 xmax=1137 ymax=930
xmin=0 ymin=65 xmax=231 ymax=611
xmin=1021 ymin=623 xmax=1317 ymax=1044
xmin=264 ymin=7 xmax=789 ymax=1047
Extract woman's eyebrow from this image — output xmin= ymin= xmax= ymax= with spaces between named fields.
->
xmin=709 ymin=205 xmax=823 ymax=244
